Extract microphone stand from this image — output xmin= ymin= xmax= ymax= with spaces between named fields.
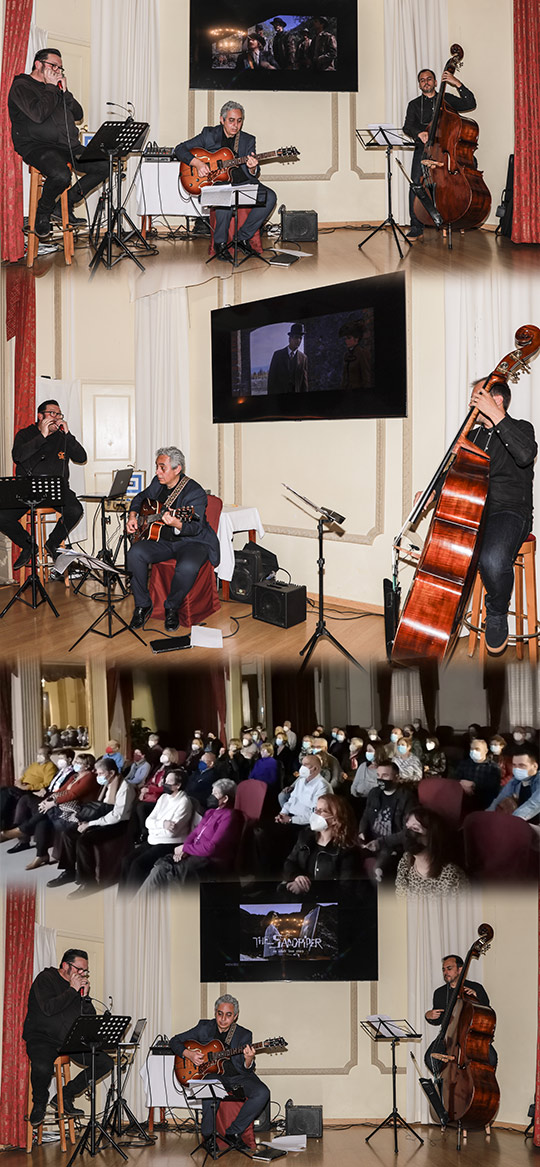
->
xmin=283 ymin=484 xmax=365 ymax=674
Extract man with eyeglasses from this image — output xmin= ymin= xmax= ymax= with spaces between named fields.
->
xmin=8 ymin=48 xmax=109 ymax=238
xmin=23 ymin=948 xmax=114 ymax=1127
xmin=0 ymin=398 xmax=87 ymax=571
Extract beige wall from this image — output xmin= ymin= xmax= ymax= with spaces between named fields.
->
xmin=12 ymin=883 xmax=535 ymax=1127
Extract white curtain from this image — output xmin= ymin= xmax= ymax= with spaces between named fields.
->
xmin=103 ymin=889 xmax=172 ymax=1116
xmin=383 ymin=0 xmax=448 ymax=223
xmin=33 ymin=923 xmax=57 ymax=976
xmin=389 ymin=668 xmax=424 ymax=725
xmin=134 ymin=288 xmax=191 ymax=475
xmin=405 ymin=890 xmax=483 ymax=1122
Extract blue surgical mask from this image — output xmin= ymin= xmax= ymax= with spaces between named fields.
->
xmin=365 ymin=750 xmax=375 ymax=763
xmin=198 ymin=760 xmax=208 ymax=772
xmin=470 ymin=749 xmax=482 ymax=763
xmin=513 ymin=766 xmax=530 ymax=781
xmin=96 ymin=772 xmax=108 ymax=786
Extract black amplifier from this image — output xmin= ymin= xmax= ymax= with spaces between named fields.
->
xmin=252 ymin=581 xmax=306 ymax=628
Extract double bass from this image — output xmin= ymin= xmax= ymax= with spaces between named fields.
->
xmin=413 ymin=45 xmax=491 ymax=236
xmin=390 ymin=325 xmax=540 ymax=662
xmin=429 ymin=924 xmax=499 ymax=1132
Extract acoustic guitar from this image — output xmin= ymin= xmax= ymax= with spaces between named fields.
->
xmin=174 ymin=1035 xmax=287 ymax=1087
xmin=130 ymin=502 xmax=199 ymax=544
xmin=180 ymin=145 xmax=299 ymax=194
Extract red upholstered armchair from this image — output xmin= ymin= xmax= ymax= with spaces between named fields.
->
xmin=208 ymin=208 xmax=263 ymax=256
xmin=148 ymin=493 xmax=222 ymax=624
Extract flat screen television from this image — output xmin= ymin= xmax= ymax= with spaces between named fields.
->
xmin=200 ymin=881 xmax=378 ymax=983
xmin=190 ymin=3 xmax=358 ymax=93
xmin=211 ymin=271 xmax=407 ymax=423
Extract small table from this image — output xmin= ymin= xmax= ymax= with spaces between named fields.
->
xmin=217 ymin=506 xmax=265 ymax=600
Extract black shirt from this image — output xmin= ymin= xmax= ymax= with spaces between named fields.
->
xmin=403 ymin=83 xmax=476 ymax=146
xmin=221 ymin=129 xmax=246 ymax=186
xmin=8 ymin=73 xmax=83 ymax=159
xmin=471 ymin=414 xmax=536 ymax=516
xmin=23 ymin=966 xmax=95 ymax=1047
xmin=428 ymin=978 xmax=489 ymax=1023
xmin=13 ymin=423 xmax=87 ymax=481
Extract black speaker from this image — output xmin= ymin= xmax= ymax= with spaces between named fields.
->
xmin=252 ymin=581 xmax=307 ymax=628
xmin=285 ymin=1104 xmax=323 ymax=1138
xmin=229 ymin=543 xmax=279 ymax=603
xmin=280 ymin=208 xmax=318 ymax=242
xmin=253 ymin=1100 xmax=272 ymax=1132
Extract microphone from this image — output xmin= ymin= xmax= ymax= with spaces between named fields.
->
xmin=106 ymin=101 xmax=135 ymax=118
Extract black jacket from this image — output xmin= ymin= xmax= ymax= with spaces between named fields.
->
xmin=283 ymin=828 xmax=361 ymax=882
xmin=428 ymin=978 xmax=489 ymax=1024
xmin=403 ymin=84 xmax=476 ymax=146
xmin=358 ymin=785 xmax=417 ymax=850
xmin=129 ymin=474 xmax=220 ymax=566
xmin=13 ymin=423 xmax=87 ymax=481
xmin=23 ymin=966 xmax=95 ymax=1047
xmin=9 ymin=73 xmax=83 ymax=160
xmin=471 ymin=415 xmax=537 ymax=516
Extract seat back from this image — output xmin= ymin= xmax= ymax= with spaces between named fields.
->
xmin=418 ymin=777 xmax=464 ymax=828
xmin=462 ymin=811 xmax=539 ymax=881
xmin=235 ymin=779 xmax=267 ymax=822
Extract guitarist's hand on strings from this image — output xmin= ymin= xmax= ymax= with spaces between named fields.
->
xmin=161 ymin=511 xmax=183 ymax=530
xmin=243 ymin=1044 xmax=256 ymax=1069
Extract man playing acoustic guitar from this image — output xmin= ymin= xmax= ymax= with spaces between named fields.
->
xmin=170 ymin=994 xmax=271 ymax=1152
xmin=126 ymin=446 xmax=220 ymax=631
xmin=174 ymin=101 xmax=277 ymax=262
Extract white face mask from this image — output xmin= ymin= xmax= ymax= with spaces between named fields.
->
xmin=37 ymin=755 xmax=46 ymax=764
xmin=242 ymin=738 xmax=250 ymax=747
xmin=57 ymin=757 xmax=68 ymax=768
xmin=470 ymin=749 xmax=482 ymax=763
xmin=310 ymin=812 xmax=328 ymax=832
xmin=276 ymin=737 xmax=283 ymax=745
xmin=337 ymin=734 xmax=345 ymax=742
xmin=299 ymin=764 xmax=310 ymax=779
xmin=148 ymin=738 xmax=158 ymax=748
xmin=490 ymin=743 xmax=502 ymax=755
xmin=160 ymin=754 xmax=169 ymax=764
xmin=191 ymin=743 xmax=201 ymax=751
xmin=426 ymin=741 xmax=435 ymax=751
xmin=513 ymin=733 xmax=524 ymax=744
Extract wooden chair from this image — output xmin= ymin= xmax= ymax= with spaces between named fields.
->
xmin=467 ymin=534 xmax=538 ymax=663
xmin=20 ymin=507 xmax=70 ymax=588
xmin=26 ymin=1055 xmax=76 ymax=1153
xmin=148 ymin=494 xmax=222 ymax=624
xmin=27 ymin=165 xmax=74 ymax=268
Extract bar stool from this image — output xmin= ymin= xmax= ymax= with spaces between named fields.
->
xmin=27 ymin=166 xmax=74 ymax=268
xmin=26 ymin=1055 xmax=76 ymax=1153
xmin=467 ymin=534 xmax=539 ymax=663
xmin=20 ymin=508 xmax=70 ymax=588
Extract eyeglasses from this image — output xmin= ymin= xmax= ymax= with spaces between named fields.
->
xmin=45 ymin=62 xmax=63 ymax=72
xmin=43 ymin=410 xmax=64 ymax=418
xmin=67 ymin=962 xmax=89 ymax=976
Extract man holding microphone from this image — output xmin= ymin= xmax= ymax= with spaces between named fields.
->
xmin=0 ymin=399 xmax=87 ymax=571
xmin=8 ymin=48 xmax=108 ymax=238
xmin=23 ymin=948 xmax=113 ymax=1127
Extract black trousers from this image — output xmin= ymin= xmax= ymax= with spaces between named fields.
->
xmin=409 ymin=148 xmax=425 ymax=231
xmin=24 ymin=144 xmax=109 ymax=215
xmin=0 ymin=487 xmax=83 ymax=551
xmin=127 ymin=538 xmax=211 ymax=611
xmin=119 ymin=841 xmax=176 ymax=889
xmin=21 ymin=810 xmax=57 ymax=857
xmin=201 ymin=1071 xmax=270 ymax=1138
xmin=26 ymin=1038 xmax=113 ymax=1109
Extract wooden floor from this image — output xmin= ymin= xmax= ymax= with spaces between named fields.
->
xmin=3 ymin=1121 xmax=536 ymax=1166
xmin=19 ymin=219 xmax=540 ymax=289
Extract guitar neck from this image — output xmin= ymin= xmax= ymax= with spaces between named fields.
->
xmin=222 ymin=149 xmax=277 ymax=171
xmin=213 ymin=1039 xmax=267 ymax=1062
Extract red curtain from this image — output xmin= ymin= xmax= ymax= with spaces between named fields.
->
xmin=6 ymin=267 xmax=36 ymax=437
xmin=513 ymin=0 xmax=540 ymax=244
xmin=0 ymin=887 xmax=36 ymax=1148
xmin=0 ymin=0 xmax=33 ymax=262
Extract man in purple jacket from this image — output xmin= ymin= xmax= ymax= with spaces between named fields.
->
xmin=140 ymin=778 xmax=243 ymax=888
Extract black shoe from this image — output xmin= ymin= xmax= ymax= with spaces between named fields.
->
xmin=50 ymin=1094 xmax=85 ymax=1117
xmin=164 ymin=609 xmax=180 ymax=631
xmin=47 ymin=870 xmax=77 ymax=888
xmin=224 ymin=1131 xmax=250 ymax=1152
xmin=192 ymin=218 xmax=212 ymax=236
xmin=215 ymin=243 xmax=233 ymax=263
xmin=7 ymin=840 xmax=32 ymax=854
xmin=51 ymin=205 xmax=86 ymax=228
xmin=237 ymin=239 xmax=259 ymax=258
xmin=29 ymin=1103 xmax=47 ymax=1127
xmin=35 ymin=211 xmax=52 ymax=238
xmin=44 ymin=540 xmax=60 ymax=563
xmin=130 ymin=605 xmax=152 ymax=630
xmin=13 ymin=545 xmax=32 ymax=570
xmin=67 ymin=882 xmax=99 ymax=900
xmin=405 ymin=227 xmax=424 ymax=240
xmin=485 ymin=614 xmax=509 ymax=655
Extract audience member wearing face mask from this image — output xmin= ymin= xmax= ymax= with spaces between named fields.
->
xmin=282 ymin=793 xmax=363 ymax=894
xmin=5 ymin=754 xmax=98 ymax=868
xmin=396 ymin=807 xmax=469 ymax=896
xmin=456 ymin=739 xmax=501 ymax=809
xmin=119 ymin=768 xmax=195 ymax=893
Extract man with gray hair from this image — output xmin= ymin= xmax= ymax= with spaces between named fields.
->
xmin=126 ymin=447 xmax=220 ymax=631
xmin=170 ymin=994 xmax=270 ymax=1152
xmin=174 ymin=101 xmax=277 ymax=261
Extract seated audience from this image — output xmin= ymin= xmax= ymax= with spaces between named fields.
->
xmin=394 ymin=733 xmax=423 ymax=782
xmin=101 ymin=739 xmax=124 ymax=772
xmin=135 ymin=746 xmax=179 ymax=835
xmin=124 ymin=748 xmax=151 ymax=786
xmin=273 ymin=727 xmax=294 ymax=782
xmin=395 ymin=807 xmax=469 ymax=896
xmin=489 ymin=734 xmax=512 ymax=784
xmin=119 ymin=768 xmax=194 ymax=891
xmin=214 ymin=740 xmax=250 ymax=785
xmin=250 ymin=742 xmax=279 ymax=786
xmin=9 ymin=753 xmax=97 ymax=867
xmin=282 ymin=794 xmax=362 ymax=891
xmin=488 ymin=750 xmax=540 ymax=818
xmin=185 ymin=751 xmax=216 ymax=807
xmin=49 ymin=760 xmax=135 ymax=895
xmin=283 ymin=720 xmax=297 ymax=751
xmin=329 ymin=728 xmax=349 ymax=767
xmin=358 ymin=762 xmax=417 ymax=876
xmin=276 ymin=755 xmax=331 ymax=825
xmin=350 ymin=744 xmax=380 ymax=800
xmin=423 ymin=735 xmax=447 ymax=776
xmin=140 ymin=778 xmax=243 ymax=888
xmin=0 ymin=744 xmax=57 ymax=831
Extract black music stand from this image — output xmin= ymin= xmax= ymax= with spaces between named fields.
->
xmin=361 ymin=1017 xmax=423 ymax=1154
xmin=356 ymin=126 xmax=413 ymax=260
xmin=61 ymin=554 xmax=145 ymax=652
xmin=187 ymin=1079 xmax=247 ymax=1163
xmin=82 ymin=120 xmax=155 ymax=272
xmin=61 ymin=1013 xmax=131 ymax=1166
xmin=74 ymin=494 xmax=130 ymax=596
xmin=283 ymin=483 xmax=365 ymax=674
xmin=202 ymin=184 xmax=270 ymax=269
xmin=0 ymin=476 xmax=65 ymax=621
xmin=102 ymin=1022 xmax=154 ymax=1145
